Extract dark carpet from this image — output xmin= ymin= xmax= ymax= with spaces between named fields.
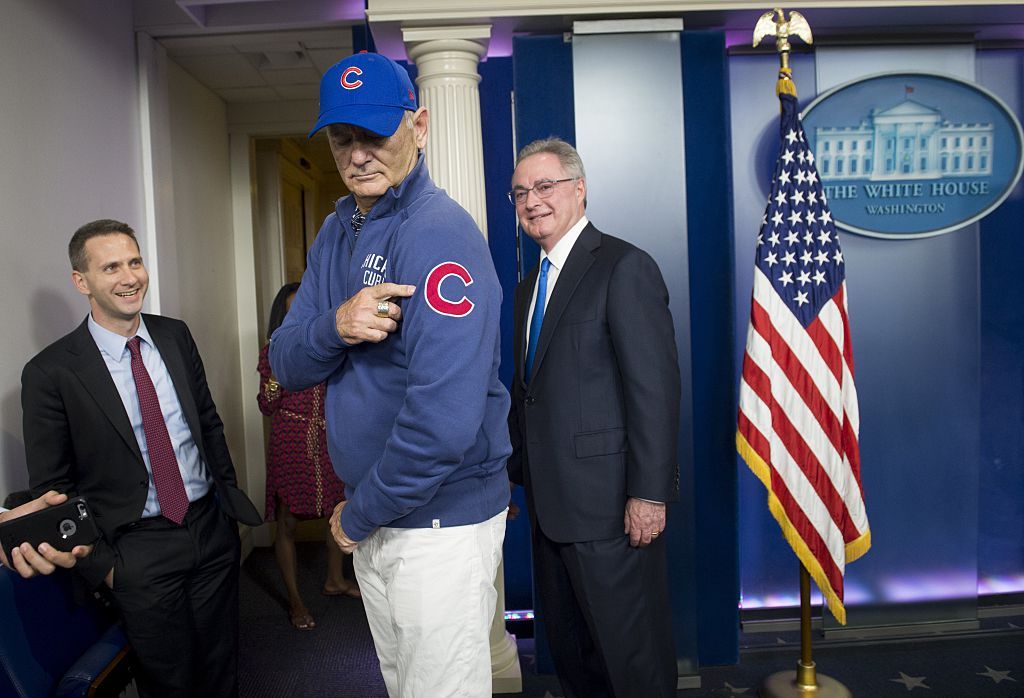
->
xmin=239 ymin=543 xmax=1024 ymax=697
xmin=696 ymin=628 xmax=1024 ymax=697
xmin=239 ymin=541 xmax=385 ymax=697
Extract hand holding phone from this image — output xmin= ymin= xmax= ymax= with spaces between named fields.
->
xmin=0 ymin=493 xmax=98 ymax=577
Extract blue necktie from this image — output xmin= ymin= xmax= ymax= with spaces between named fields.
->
xmin=525 ymin=258 xmax=550 ymax=381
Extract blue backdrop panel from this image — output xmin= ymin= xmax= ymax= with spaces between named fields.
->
xmin=977 ymin=48 xmax=1024 ymax=595
xmin=815 ymin=47 xmax=979 ymax=631
xmin=680 ymin=30 xmax=740 ymax=666
xmin=480 ymin=57 xmax=517 ymax=389
xmin=512 ymin=36 xmax=576 ymax=161
xmin=833 ymin=228 xmax=980 ymax=628
xmin=477 ymin=55 xmax=535 ymax=611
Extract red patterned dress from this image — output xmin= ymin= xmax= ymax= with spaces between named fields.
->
xmin=257 ymin=344 xmax=346 ymax=520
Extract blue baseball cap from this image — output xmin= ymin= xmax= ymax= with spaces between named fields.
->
xmin=309 ymin=52 xmax=418 ymax=138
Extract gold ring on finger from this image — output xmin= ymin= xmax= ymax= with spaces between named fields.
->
xmin=376 ymin=300 xmax=390 ymax=318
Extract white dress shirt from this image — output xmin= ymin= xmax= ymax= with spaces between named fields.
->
xmin=525 ymin=215 xmax=590 ymax=340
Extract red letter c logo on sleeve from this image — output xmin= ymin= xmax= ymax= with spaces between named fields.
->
xmin=424 ymin=262 xmax=475 ymax=317
xmin=341 ymin=67 xmax=363 ymax=90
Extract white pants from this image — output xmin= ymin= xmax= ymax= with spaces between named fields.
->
xmin=353 ymin=509 xmax=507 ymax=698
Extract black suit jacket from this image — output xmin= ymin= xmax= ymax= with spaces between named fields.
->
xmin=507 ymin=224 xmax=681 ymax=542
xmin=21 ymin=314 xmax=261 ymax=588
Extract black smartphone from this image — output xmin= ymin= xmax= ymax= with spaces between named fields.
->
xmin=0 ymin=496 xmax=100 ymax=559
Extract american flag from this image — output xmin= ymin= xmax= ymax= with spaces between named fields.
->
xmin=736 ymin=92 xmax=871 ymax=625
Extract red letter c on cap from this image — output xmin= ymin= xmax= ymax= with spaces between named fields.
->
xmin=341 ymin=67 xmax=363 ymax=90
xmin=425 ymin=262 xmax=475 ymax=317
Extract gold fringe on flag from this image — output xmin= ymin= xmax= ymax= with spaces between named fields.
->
xmin=737 ymin=431 xmax=872 ymax=625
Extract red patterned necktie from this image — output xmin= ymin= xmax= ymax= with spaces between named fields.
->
xmin=126 ymin=336 xmax=189 ymax=524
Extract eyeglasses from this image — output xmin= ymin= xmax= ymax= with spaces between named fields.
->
xmin=507 ymin=178 xmax=577 ymax=205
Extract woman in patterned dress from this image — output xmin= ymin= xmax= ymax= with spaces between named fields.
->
xmin=259 ymin=283 xmax=359 ymax=630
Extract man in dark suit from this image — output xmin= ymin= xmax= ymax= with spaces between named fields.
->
xmin=507 ymin=139 xmax=681 ymax=698
xmin=21 ymin=219 xmax=261 ymax=697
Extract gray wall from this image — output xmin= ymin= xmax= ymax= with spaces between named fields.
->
xmin=0 ymin=0 xmax=144 ymax=496
xmin=167 ymin=61 xmax=250 ymax=489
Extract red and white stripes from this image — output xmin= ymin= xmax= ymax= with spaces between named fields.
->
xmin=738 ymin=266 xmax=870 ymax=624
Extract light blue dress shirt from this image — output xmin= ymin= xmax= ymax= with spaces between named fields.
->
xmin=88 ymin=315 xmax=210 ymax=517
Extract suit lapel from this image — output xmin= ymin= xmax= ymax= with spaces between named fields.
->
xmin=65 ymin=319 xmax=143 ymax=463
xmin=146 ymin=316 xmax=203 ymax=450
xmin=528 ymin=224 xmax=600 ymax=384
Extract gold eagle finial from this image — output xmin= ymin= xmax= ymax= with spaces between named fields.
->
xmin=753 ymin=8 xmax=813 ymax=53
xmin=753 ymin=8 xmax=813 ymax=96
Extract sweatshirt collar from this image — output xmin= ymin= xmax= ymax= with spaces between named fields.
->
xmin=335 ymin=152 xmax=433 ymax=232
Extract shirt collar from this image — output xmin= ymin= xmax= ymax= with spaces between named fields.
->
xmin=87 ymin=314 xmax=153 ymax=362
xmin=541 ymin=215 xmax=589 ymax=272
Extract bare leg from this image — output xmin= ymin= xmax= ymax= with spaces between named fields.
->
xmin=274 ymin=500 xmax=314 ymax=628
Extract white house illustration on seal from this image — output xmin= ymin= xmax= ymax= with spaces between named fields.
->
xmin=815 ymin=97 xmax=994 ymax=181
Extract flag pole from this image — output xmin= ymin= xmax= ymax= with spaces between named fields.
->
xmin=760 ymin=565 xmax=850 ymax=697
xmin=751 ymin=9 xmax=853 ymax=697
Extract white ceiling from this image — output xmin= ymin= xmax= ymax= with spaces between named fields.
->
xmin=158 ymin=28 xmax=354 ymax=104
xmin=134 ymin=0 xmax=360 ymax=104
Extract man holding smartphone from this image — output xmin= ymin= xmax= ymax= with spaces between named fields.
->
xmin=0 ymin=491 xmax=91 ymax=577
xmin=21 ymin=219 xmax=261 ymax=698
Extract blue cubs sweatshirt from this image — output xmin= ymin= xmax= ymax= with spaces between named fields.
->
xmin=269 ymin=155 xmax=511 ymax=540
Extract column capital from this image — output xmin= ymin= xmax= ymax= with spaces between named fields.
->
xmin=402 ymin=24 xmax=491 ymax=56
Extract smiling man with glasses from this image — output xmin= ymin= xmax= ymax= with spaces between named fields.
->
xmin=507 ymin=137 xmax=681 ymax=698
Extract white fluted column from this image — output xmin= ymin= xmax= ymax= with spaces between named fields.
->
xmin=404 ymin=25 xmax=490 ymax=237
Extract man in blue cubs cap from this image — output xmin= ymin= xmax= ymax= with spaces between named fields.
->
xmin=270 ymin=52 xmax=511 ymax=697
